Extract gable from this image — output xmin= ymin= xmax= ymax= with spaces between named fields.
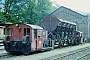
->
xmin=51 ymin=6 xmax=87 ymax=17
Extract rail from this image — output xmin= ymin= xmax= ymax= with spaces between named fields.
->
xmin=77 ymin=53 xmax=90 ymax=60
xmin=53 ymin=47 xmax=90 ymax=60
xmin=0 ymin=53 xmax=12 ymax=58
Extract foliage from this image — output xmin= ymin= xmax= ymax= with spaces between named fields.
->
xmin=0 ymin=10 xmax=6 ymax=23
xmin=0 ymin=0 xmax=59 ymax=25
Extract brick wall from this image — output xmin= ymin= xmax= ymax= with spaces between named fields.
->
xmin=50 ymin=6 xmax=89 ymax=39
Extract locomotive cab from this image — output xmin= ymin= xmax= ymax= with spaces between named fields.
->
xmin=3 ymin=24 xmax=47 ymax=54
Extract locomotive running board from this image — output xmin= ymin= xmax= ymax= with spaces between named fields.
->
xmin=42 ymin=47 xmax=54 ymax=51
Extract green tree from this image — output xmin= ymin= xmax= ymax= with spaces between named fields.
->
xmin=37 ymin=0 xmax=54 ymax=18
xmin=0 ymin=10 xmax=6 ymax=23
xmin=36 ymin=0 xmax=58 ymax=25
xmin=0 ymin=0 xmax=59 ymax=25
xmin=21 ymin=0 xmax=39 ymax=24
xmin=3 ymin=0 xmax=27 ymax=23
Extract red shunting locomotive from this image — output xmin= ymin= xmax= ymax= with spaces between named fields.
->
xmin=3 ymin=24 xmax=47 ymax=54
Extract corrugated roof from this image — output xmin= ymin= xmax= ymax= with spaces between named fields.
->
xmin=58 ymin=18 xmax=77 ymax=25
xmin=26 ymin=24 xmax=43 ymax=29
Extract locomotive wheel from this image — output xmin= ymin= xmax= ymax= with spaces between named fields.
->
xmin=4 ymin=41 xmax=11 ymax=52
xmin=74 ymin=39 xmax=79 ymax=45
xmin=5 ymin=46 xmax=10 ymax=52
xmin=23 ymin=44 xmax=31 ymax=55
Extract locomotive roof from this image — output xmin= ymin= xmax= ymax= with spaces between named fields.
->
xmin=6 ymin=24 xmax=43 ymax=29
xmin=26 ymin=24 xmax=43 ymax=29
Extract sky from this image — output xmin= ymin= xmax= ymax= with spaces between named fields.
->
xmin=51 ymin=0 xmax=90 ymax=13
xmin=1 ymin=0 xmax=90 ymax=13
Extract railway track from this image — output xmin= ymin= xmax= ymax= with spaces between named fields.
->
xmin=0 ymin=43 xmax=90 ymax=60
xmin=52 ymin=47 xmax=90 ymax=60
xmin=0 ymin=50 xmax=12 ymax=59
xmin=77 ymin=53 xmax=90 ymax=60
xmin=0 ymin=53 xmax=12 ymax=58
xmin=0 ymin=52 xmax=23 ymax=60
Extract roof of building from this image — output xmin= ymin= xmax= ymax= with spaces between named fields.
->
xmin=59 ymin=6 xmax=88 ymax=17
xmin=44 ymin=6 xmax=88 ymax=18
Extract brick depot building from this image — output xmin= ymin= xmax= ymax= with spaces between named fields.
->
xmin=41 ymin=6 xmax=90 ymax=40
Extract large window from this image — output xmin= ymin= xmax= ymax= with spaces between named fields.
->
xmin=8 ymin=28 xmax=13 ymax=36
xmin=38 ymin=30 xmax=43 ymax=38
xmin=24 ymin=28 xmax=30 ymax=36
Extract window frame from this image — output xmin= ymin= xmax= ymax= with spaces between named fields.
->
xmin=24 ymin=28 xmax=30 ymax=36
xmin=38 ymin=30 xmax=43 ymax=38
xmin=7 ymin=28 xmax=13 ymax=36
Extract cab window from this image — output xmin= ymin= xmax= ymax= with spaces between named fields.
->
xmin=24 ymin=28 xmax=30 ymax=36
xmin=38 ymin=30 xmax=43 ymax=38
xmin=8 ymin=28 xmax=13 ymax=36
